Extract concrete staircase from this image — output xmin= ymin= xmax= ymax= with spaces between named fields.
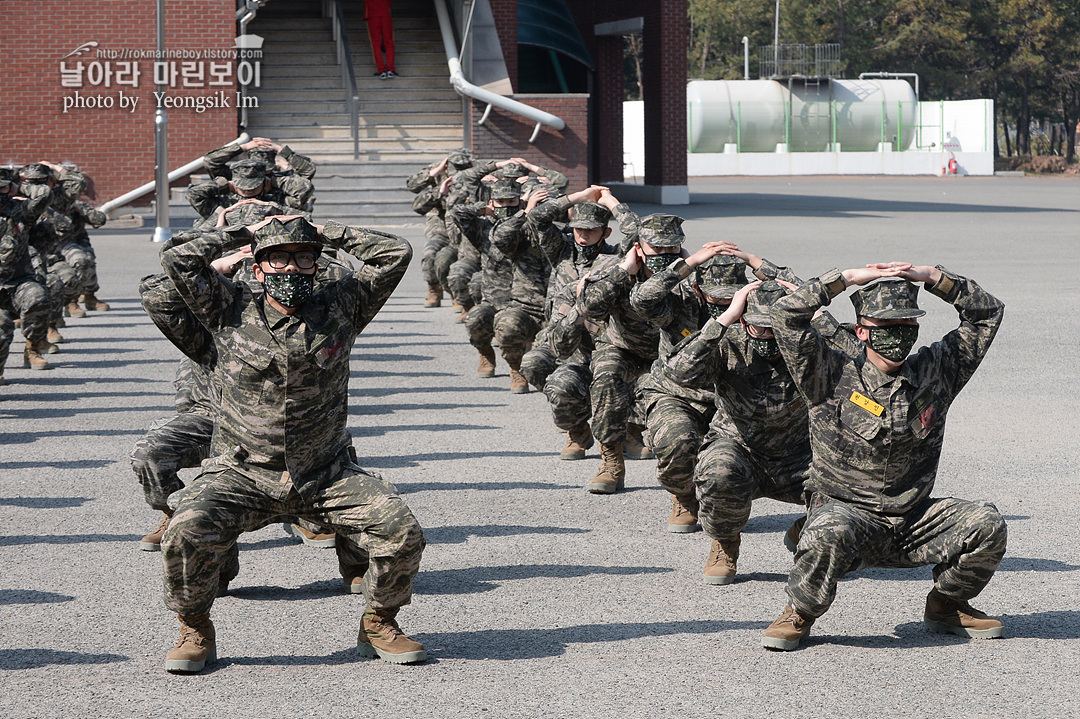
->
xmin=245 ymin=0 xmax=464 ymax=226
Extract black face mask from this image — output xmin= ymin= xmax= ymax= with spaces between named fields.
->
xmin=865 ymin=324 xmax=919 ymax=361
xmin=262 ymin=272 xmax=315 ymax=307
xmin=492 ymin=205 xmax=518 ymax=220
xmin=751 ymin=337 xmax=781 ymax=360
xmin=578 ymin=242 xmax=602 ymax=261
xmin=642 ymin=252 xmax=680 ymax=274
xmin=705 ymin=302 xmax=726 ymax=319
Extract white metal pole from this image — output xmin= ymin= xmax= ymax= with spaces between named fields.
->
xmin=773 ymin=0 xmax=780 ymax=77
xmin=743 ymin=36 xmax=749 ymax=80
xmin=152 ymin=0 xmax=171 ymax=244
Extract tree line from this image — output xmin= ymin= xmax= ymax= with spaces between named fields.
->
xmin=684 ymin=0 xmax=1080 ymax=161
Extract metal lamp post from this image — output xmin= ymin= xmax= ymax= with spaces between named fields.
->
xmin=152 ymin=0 xmax=171 ymax=244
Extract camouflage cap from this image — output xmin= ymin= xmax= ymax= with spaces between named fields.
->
xmin=696 ymin=254 xmax=748 ymax=300
xmin=495 ymin=161 xmax=528 ymax=179
xmin=224 ymin=200 xmax=295 ymax=228
xmin=742 ymin=279 xmax=790 ymax=326
xmin=851 ymin=278 xmax=925 ymax=320
xmin=251 ymin=216 xmax=321 ymax=258
xmin=229 ymin=158 xmax=268 ymax=191
xmin=20 ymin=163 xmax=52 ymax=182
xmin=568 ymin=202 xmax=612 ymax=230
xmin=247 ymin=148 xmax=277 ymax=166
xmin=638 ymin=214 xmax=686 ymax=248
xmin=448 ymin=148 xmax=474 ymax=169
xmin=490 ymin=177 xmax=521 ymax=200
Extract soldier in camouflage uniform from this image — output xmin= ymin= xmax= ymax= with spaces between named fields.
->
xmin=186 ymin=158 xmax=314 ymax=228
xmin=521 ymin=187 xmax=624 ymax=455
xmin=576 ymin=193 xmax=685 ymax=493
xmin=203 ymin=137 xmax=317 ymax=183
xmin=662 ymin=260 xmax=862 ymax=581
xmin=158 ymin=215 xmax=426 ymax=672
xmin=39 ymin=162 xmax=111 ymax=313
xmin=26 ymin=204 xmax=76 ymax=347
xmin=761 ymin=262 xmax=1007 ymax=651
xmin=448 ymin=179 xmax=518 ymax=383
xmin=407 ymin=149 xmax=474 ymax=308
xmin=0 ymin=171 xmax=53 ymax=375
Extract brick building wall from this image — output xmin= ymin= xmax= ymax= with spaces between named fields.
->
xmin=3 ymin=1 xmax=238 ymax=205
xmin=465 ymin=96 xmax=590 ymax=191
xmin=487 ymin=0 xmax=519 ymax=91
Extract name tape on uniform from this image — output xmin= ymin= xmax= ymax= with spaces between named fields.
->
xmin=849 ymin=391 xmax=884 ymax=417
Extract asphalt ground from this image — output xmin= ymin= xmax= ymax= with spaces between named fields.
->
xmin=1 ymin=175 xmax=1078 ymax=719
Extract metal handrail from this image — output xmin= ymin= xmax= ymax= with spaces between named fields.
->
xmin=100 ymin=133 xmax=251 ymax=216
xmin=433 ymin=0 xmax=565 ymax=143
xmin=329 ymin=0 xmax=361 ymax=159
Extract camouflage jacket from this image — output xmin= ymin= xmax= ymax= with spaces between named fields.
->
xmin=771 ymin=267 xmax=1004 ymax=515
xmin=577 ymin=213 xmax=662 ymax=365
xmin=186 ymin=177 xmax=314 ymax=222
xmin=140 ymin=272 xmax=219 ymax=417
xmin=490 ymin=210 xmax=550 ymax=318
xmin=663 ymin=311 xmax=859 ymax=456
xmin=203 ymin=142 xmax=317 ymax=180
xmin=29 ymin=206 xmax=75 ymax=260
xmin=538 ymin=280 xmax=596 ymax=366
xmin=0 ymin=191 xmax=51 ymax=288
xmin=448 ymin=201 xmax=513 ymax=309
xmin=161 ymin=222 xmax=412 ymax=498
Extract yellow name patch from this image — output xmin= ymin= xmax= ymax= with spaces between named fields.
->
xmin=681 ymin=328 xmax=693 ymax=338
xmin=849 ymin=391 xmax=884 ymax=417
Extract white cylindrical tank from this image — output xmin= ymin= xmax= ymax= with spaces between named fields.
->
xmin=687 ymin=79 xmax=918 ymax=153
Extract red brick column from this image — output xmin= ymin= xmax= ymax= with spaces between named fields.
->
xmin=642 ymin=0 xmax=687 ymax=188
xmin=595 ymin=36 xmax=625 ymax=184
xmin=487 ymin=0 xmax=519 ymax=91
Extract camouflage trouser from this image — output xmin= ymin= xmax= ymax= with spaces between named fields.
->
xmin=0 ymin=278 xmax=50 ymax=367
xmin=42 ymin=267 xmax=67 ymax=326
xmin=434 ymin=244 xmax=458 ymax=291
xmin=787 ymin=495 xmax=1007 ymax=618
xmin=468 ymin=271 xmax=484 ymax=307
xmin=493 ymin=306 xmax=541 ymax=361
xmin=163 ymin=462 xmax=424 ymax=616
xmin=544 ymin=362 xmax=591 ymax=432
xmin=695 ymin=437 xmax=809 ymax=541
xmin=464 ymin=302 xmax=496 ymax=350
xmin=60 ymin=239 xmax=99 ymax=295
xmin=421 ymin=233 xmax=450 ymax=286
xmin=446 ymin=245 xmax=480 ymax=309
xmin=131 ymin=412 xmax=214 ymax=512
xmin=520 ymin=345 xmax=558 ymax=389
xmin=589 ymin=344 xmax=652 ymax=445
xmin=644 ymin=391 xmax=714 ymax=504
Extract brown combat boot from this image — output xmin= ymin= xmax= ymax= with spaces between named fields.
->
xmin=924 ymin=589 xmax=1005 ymax=639
xmin=82 ymin=293 xmax=110 ymax=311
xmin=506 ymin=355 xmax=529 ymax=394
xmin=477 ymin=345 xmax=496 ymax=378
xmin=65 ymin=301 xmax=86 ymax=319
xmin=23 ymin=341 xmax=50 ymax=370
xmin=165 ymin=614 xmax=216 ymax=673
xmin=282 ymin=523 xmax=337 ymax=548
xmin=762 ymin=604 xmax=815 ymax=651
xmin=47 ymin=325 xmax=64 ymax=345
xmin=667 ymin=494 xmax=701 ymax=533
xmin=560 ymin=425 xmax=594 ymax=460
xmin=586 ymin=442 xmax=625 ymax=494
xmin=702 ymin=536 xmax=740 ymax=584
xmin=455 ymin=306 xmax=471 ymax=324
xmin=623 ymin=424 xmax=654 ymax=460
xmin=140 ymin=511 xmax=172 ymax=552
xmin=784 ymin=515 xmax=807 ymax=553
xmin=357 ymin=607 xmax=427 ymax=664
xmin=424 ymin=283 xmax=443 ymax=308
